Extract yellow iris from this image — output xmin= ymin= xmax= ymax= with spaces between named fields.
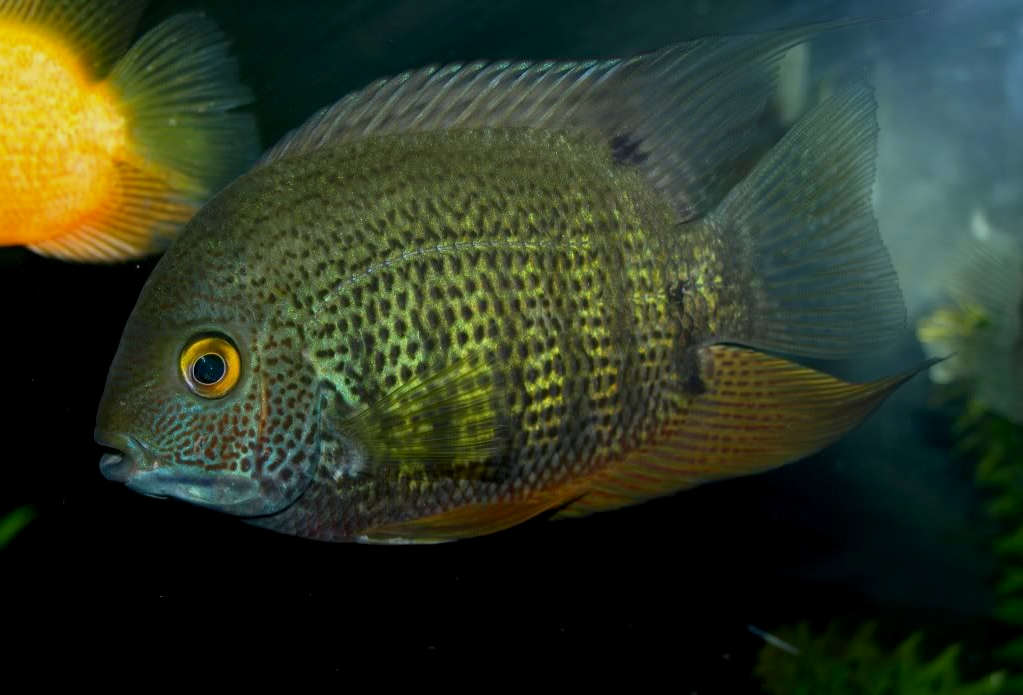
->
xmin=180 ymin=336 xmax=241 ymax=399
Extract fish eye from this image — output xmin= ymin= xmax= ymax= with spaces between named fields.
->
xmin=180 ymin=335 xmax=241 ymax=399
xmin=192 ymin=353 xmax=226 ymax=385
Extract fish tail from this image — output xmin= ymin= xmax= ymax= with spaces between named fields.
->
xmin=27 ymin=162 xmax=195 ymax=261
xmin=29 ymin=13 xmax=259 ymax=262
xmin=699 ymin=82 xmax=906 ymax=359
xmin=0 ymin=0 xmax=146 ymax=77
xmin=110 ymin=13 xmax=259 ymax=201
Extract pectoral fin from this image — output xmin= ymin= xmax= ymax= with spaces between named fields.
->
xmin=556 ymin=345 xmax=930 ymax=519
xmin=329 ymin=354 xmax=507 ymax=478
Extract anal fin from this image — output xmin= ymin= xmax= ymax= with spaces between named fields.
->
xmin=556 ymin=345 xmax=929 ymax=519
xmin=361 ymin=489 xmax=581 ymax=544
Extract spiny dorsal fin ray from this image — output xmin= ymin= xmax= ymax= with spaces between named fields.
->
xmin=702 ymin=83 xmax=906 ymax=358
xmin=0 ymin=0 xmax=146 ymax=77
xmin=555 ymin=345 xmax=930 ymax=519
xmin=260 ymin=21 xmax=856 ymax=221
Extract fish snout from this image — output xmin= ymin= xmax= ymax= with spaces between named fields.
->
xmin=99 ymin=451 xmax=134 ymax=482
xmin=95 ymin=430 xmax=148 ymax=483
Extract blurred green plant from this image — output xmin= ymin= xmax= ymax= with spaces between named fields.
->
xmin=754 ymin=396 xmax=1023 ymax=695
xmin=755 ymin=621 xmax=1006 ymax=695
xmin=956 ymin=402 xmax=1023 ymax=691
xmin=0 ymin=505 xmax=36 ymax=549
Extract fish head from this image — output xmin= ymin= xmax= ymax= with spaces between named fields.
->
xmin=95 ymin=195 xmax=323 ymax=518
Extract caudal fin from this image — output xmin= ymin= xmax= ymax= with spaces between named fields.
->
xmin=0 ymin=0 xmax=146 ymax=77
xmin=29 ymin=12 xmax=259 ymax=262
xmin=703 ymin=84 xmax=906 ymax=358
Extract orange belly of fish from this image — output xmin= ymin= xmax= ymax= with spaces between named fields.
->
xmin=0 ymin=21 xmax=127 ymax=245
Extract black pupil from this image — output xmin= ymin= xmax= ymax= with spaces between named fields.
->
xmin=192 ymin=353 xmax=226 ymax=385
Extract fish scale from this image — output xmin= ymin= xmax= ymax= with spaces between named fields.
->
xmin=211 ymin=130 xmax=697 ymax=538
xmin=97 ymin=25 xmax=920 ymax=543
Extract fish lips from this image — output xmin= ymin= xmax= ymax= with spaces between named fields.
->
xmin=96 ymin=431 xmax=266 ymax=515
xmin=97 ymin=432 xmax=155 ymax=486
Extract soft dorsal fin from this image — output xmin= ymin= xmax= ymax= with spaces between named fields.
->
xmin=260 ymin=22 xmax=850 ymax=221
xmin=690 ymin=83 xmax=906 ymax=358
xmin=0 ymin=0 xmax=146 ymax=77
xmin=555 ymin=345 xmax=932 ymax=519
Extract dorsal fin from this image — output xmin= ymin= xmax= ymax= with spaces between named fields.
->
xmin=689 ymin=83 xmax=906 ymax=358
xmin=0 ymin=0 xmax=146 ymax=77
xmin=260 ymin=22 xmax=854 ymax=221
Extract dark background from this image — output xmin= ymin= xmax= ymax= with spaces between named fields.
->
xmin=2 ymin=0 xmax=1017 ymax=685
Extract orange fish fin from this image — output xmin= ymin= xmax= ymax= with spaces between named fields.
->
xmin=0 ymin=0 xmax=146 ymax=77
xmin=361 ymin=489 xmax=581 ymax=544
xmin=26 ymin=161 xmax=195 ymax=262
xmin=555 ymin=345 xmax=929 ymax=519
xmin=107 ymin=13 xmax=258 ymax=200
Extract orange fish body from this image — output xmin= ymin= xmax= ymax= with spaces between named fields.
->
xmin=0 ymin=0 xmax=257 ymax=261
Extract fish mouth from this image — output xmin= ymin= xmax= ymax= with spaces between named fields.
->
xmin=95 ymin=431 xmax=168 ymax=499
xmin=95 ymin=428 xmax=264 ymax=512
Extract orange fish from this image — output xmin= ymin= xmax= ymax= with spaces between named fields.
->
xmin=0 ymin=0 xmax=258 ymax=261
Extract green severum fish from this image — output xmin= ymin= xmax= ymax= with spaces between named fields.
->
xmin=95 ymin=25 xmax=917 ymax=543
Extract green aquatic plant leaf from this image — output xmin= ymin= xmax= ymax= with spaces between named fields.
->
xmin=953 ymin=405 xmax=1023 ymax=684
xmin=755 ymin=621 xmax=1006 ymax=695
xmin=999 ymin=640 xmax=1023 ymax=668
xmin=1003 ymin=675 xmax=1023 ymax=695
xmin=998 ymin=570 xmax=1023 ymax=598
xmin=996 ymin=527 xmax=1023 ymax=559
xmin=996 ymin=599 xmax=1023 ymax=625
xmin=988 ymin=495 xmax=1023 ymax=522
xmin=0 ymin=505 xmax=36 ymax=549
